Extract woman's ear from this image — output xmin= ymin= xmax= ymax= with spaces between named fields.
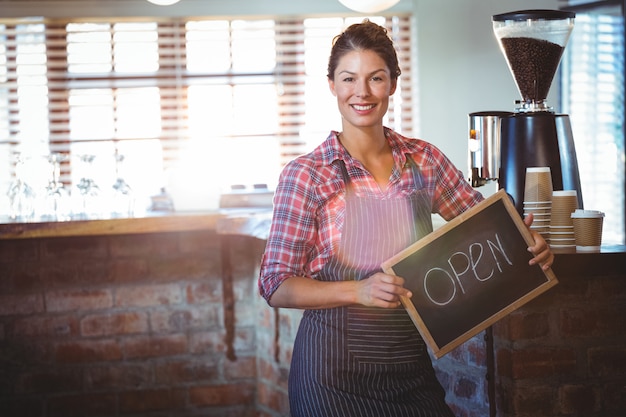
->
xmin=328 ymin=77 xmax=337 ymax=97
xmin=389 ymin=78 xmax=397 ymax=96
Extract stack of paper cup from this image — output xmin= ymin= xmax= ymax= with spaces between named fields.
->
xmin=549 ymin=190 xmax=579 ymax=249
xmin=523 ymin=167 xmax=552 ymax=242
xmin=571 ymin=209 xmax=604 ymax=252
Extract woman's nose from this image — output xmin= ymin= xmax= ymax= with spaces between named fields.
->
xmin=355 ymin=79 xmax=371 ymax=97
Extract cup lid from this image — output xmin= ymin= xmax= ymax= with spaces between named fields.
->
xmin=571 ymin=209 xmax=605 ymax=218
xmin=526 ymin=167 xmax=551 ymax=173
xmin=552 ymin=190 xmax=577 ymax=197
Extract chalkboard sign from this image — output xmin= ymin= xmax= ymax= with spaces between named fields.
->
xmin=381 ymin=189 xmax=558 ymax=358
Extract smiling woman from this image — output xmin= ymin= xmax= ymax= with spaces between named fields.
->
xmin=0 ymin=14 xmax=414 ymax=219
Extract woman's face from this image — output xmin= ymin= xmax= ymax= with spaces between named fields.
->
xmin=329 ymin=49 xmax=397 ymax=130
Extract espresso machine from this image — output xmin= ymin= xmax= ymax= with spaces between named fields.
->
xmin=469 ymin=9 xmax=584 ymax=214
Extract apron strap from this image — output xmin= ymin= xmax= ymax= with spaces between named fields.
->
xmin=337 ymin=160 xmax=354 ymax=197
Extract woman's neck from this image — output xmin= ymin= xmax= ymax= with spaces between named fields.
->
xmin=338 ymin=126 xmax=389 ymax=161
xmin=338 ymin=127 xmax=394 ymax=191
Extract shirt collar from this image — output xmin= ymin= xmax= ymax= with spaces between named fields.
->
xmin=315 ymin=127 xmax=422 ymax=168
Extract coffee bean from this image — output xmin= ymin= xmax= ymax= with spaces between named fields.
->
xmin=500 ymin=37 xmax=565 ymax=104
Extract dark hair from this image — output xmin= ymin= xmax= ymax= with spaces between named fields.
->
xmin=327 ymin=19 xmax=401 ymax=81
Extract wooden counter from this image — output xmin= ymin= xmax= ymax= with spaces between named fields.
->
xmin=2 ymin=212 xmax=623 ymax=261
xmin=1 ymin=210 xmax=624 ymax=285
xmin=0 ymin=208 xmax=272 ymax=240
xmin=551 ymin=244 xmax=626 ymax=276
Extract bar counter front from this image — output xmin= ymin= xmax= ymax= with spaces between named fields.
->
xmin=0 ymin=213 xmax=624 ymax=417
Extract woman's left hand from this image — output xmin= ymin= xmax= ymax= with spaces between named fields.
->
xmin=524 ymin=212 xmax=554 ymax=271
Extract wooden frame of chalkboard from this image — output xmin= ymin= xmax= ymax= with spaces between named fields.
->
xmin=381 ymin=189 xmax=558 ymax=359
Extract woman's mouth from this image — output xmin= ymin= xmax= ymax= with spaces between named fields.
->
xmin=352 ymin=104 xmax=376 ymax=112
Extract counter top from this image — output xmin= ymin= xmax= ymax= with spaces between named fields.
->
xmin=0 ymin=208 xmax=272 ymax=240
xmin=1 ymin=212 xmax=624 ymax=276
xmin=551 ymin=244 xmax=626 ymax=277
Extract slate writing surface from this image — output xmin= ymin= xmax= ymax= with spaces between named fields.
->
xmin=382 ymin=190 xmax=558 ymax=358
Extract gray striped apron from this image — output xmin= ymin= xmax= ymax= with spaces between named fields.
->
xmin=289 ymin=157 xmax=455 ymax=417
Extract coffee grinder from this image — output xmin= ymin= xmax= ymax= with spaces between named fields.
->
xmin=470 ymin=9 xmax=584 ymax=215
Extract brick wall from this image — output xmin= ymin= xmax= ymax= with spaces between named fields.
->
xmin=255 ymin=306 xmax=300 ymax=417
xmin=492 ymin=252 xmax=626 ymax=417
xmin=0 ymin=231 xmax=264 ymax=417
xmin=433 ymin=332 xmax=490 ymax=417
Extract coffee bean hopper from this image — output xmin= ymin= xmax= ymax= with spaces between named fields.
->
xmin=469 ymin=9 xmax=584 ymax=214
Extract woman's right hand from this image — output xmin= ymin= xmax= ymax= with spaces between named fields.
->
xmin=268 ymin=273 xmax=412 ymax=310
xmin=356 ymin=272 xmax=412 ymax=308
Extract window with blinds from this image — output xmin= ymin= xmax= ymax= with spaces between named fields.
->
xmin=0 ymin=15 xmax=413 ymax=218
xmin=560 ymin=3 xmax=625 ymax=245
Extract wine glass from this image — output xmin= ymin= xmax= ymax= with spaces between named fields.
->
xmin=74 ymin=154 xmax=101 ymax=219
xmin=111 ymin=152 xmax=134 ymax=217
xmin=42 ymin=153 xmax=71 ymax=221
xmin=7 ymin=153 xmax=36 ymax=220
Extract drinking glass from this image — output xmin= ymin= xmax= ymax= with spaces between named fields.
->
xmin=7 ymin=154 xmax=36 ymax=220
xmin=42 ymin=153 xmax=71 ymax=220
xmin=111 ymin=152 xmax=134 ymax=217
xmin=74 ymin=154 xmax=101 ymax=219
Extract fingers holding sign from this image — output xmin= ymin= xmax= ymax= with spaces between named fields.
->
xmin=524 ymin=212 xmax=554 ymax=271
xmin=356 ymin=272 xmax=412 ymax=308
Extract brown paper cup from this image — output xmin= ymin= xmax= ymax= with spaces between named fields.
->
xmin=524 ymin=167 xmax=553 ymax=203
xmin=571 ymin=209 xmax=604 ymax=251
xmin=550 ymin=190 xmax=578 ymax=227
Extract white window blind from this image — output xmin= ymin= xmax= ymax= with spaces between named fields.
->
xmin=561 ymin=4 xmax=625 ymax=245
xmin=0 ymin=14 xmax=413 ymax=218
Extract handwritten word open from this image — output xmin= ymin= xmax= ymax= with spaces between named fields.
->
xmin=423 ymin=233 xmax=513 ymax=306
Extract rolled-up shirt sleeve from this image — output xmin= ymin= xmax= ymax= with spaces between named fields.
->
xmin=423 ymin=144 xmax=484 ymax=220
xmin=258 ymin=160 xmax=319 ymax=303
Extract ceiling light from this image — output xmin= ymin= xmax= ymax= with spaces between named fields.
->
xmin=338 ymin=0 xmax=401 ymax=13
xmin=146 ymin=0 xmax=181 ymax=5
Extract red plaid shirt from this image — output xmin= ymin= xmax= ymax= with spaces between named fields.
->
xmin=259 ymin=128 xmax=484 ymax=302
